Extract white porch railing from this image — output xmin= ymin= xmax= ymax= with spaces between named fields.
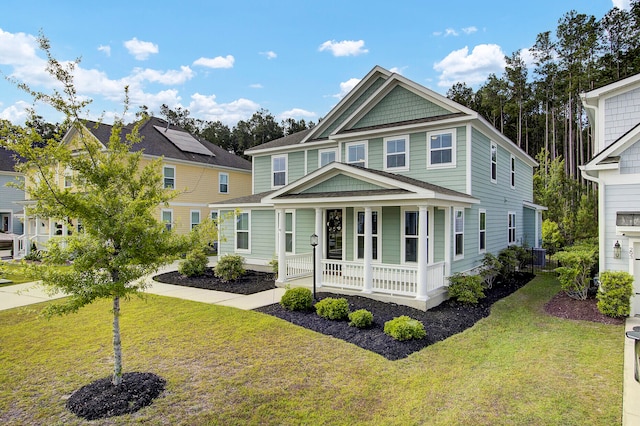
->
xmin=284 ymin=255 xmax=447 ymax=299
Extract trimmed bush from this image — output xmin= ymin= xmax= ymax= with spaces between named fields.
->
xmin=552 ymin=242 xmax=598 ymax=300
xmin=178 ymin=248 xmax=209 ymax=277
xmin=597 ymin=270 xmax=634 ymax=318
xmin=214 ymin=254 xmax=245 ymax=282
xmin=315 ymin=297 xmax=350 ymax=320
xmin=447 ymin=273 xmax=485 ymax=304
xmin=348 ymin=309 xmax=373 ymax=328
xmin=383 ymin=316 xmax=426 ymax=341
xmin=280 ymin=287 xmax=313 ymax=311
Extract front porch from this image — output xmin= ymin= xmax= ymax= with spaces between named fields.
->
xmin=284 ymin=252 xmax=448 ymax=310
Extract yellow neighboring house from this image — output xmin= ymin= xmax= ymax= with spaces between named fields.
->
xmin=14 ymin=116 xmax=252 ymax=258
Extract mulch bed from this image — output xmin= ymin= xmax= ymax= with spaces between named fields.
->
xmin=256 ymin=272 xmax=534 ymax=360
xmin=153 ymin=269 xmax=276 ymax=294
xmin=543 ymin=291 xmax=624 ymax=325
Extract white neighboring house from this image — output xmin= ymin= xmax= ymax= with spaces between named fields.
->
xmin=580 ymin=72 xmax=640 ymax=316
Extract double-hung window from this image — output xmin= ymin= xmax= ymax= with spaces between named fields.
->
xmin=236 ymin=211 xmax=250 ymax=251
xmin=276 ymin=211 xmax=295 ymax=254
xmin=356 ymin=210 xmax=379 ymax=260
xmin=454 ymin=208 xmax=464 ymax=258
xmin=162 ymin=209 xmax=173 ymax=231
xmin=219 ymin=172 xmax=229 ymax=193
xmin=404 ymin=211 xmax=419 ymax=262
xmin=428 ymin=129 xmax=456 ymax=168
xmin=491 ymin=142 xmax=497 ymax=183
xmin=319 ymin=148 xmax=337 ymax=167
xmin=191 ymin=210 xmax=201 ymax=230
xmin=272 ymin=155 xmax=287 ymax=188
xmin=384 ymin=135 xmax=408 ymax=170
xmin=64 ymin=167 xmax=73 ymax=188
xmin=163 ymin=166 xmax=175 ymax=189
xmin=508 ymin=212 xmax=516 ymax=245
xmin=479 ymin=210 xmax=486 ymax=253
xmin=346 ymin=141 xmax=367 ymax=167
xmin=510 ymin=155 xmax=516 ymax=188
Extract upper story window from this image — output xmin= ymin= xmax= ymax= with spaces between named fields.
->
xmin=219 ymin=172 xmax=229 ymax=193
xmin=510 ymin=155 xmax=516 ymax=188
xmin=272 ymin=155 xmax=287 ymax=188
xmin=64 ymin=167 xmax=73 ymax=188
xmin=490 ymin=142 xmax=497 ymax=183
xmin=319 ymin=148 xmax=337 ymax=167
xmin=346 ymin=141 xmax=367 ymax=168
xmin=163 ymin=165 xmax=175 ymax=189
xmin=384 ymin=135 xmax=409 ymax=171
xmin=427 ymin=129 xmax=456 ymax=168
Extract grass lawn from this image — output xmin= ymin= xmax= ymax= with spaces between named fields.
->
xmin=0 ymin=273 xmax=623 ymax=425
xmin=0 ymin=261 xmax=34 ymax=285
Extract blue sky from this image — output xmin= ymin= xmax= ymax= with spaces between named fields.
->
xmin=0 ymin=0 xmax=629 ymax=127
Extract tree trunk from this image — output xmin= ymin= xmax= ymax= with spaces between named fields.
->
xmin=112 ymin=295 xmax=123 ymax=386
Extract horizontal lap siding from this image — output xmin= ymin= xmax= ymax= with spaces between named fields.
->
xmin=381 ymin=206 xmax=400 ymax=264
xmin=0 ymin=174 xmax=24 ymax=234
xmin=306 ymin=150 xmax=318 ymax=174
xmin=295 ymin=209 xmax=315 ymax=254
xmin=288 ymin=151 xmax=305 ymax=183
xmin=605 ymin=183 xmax=640 ymax=271
xmin=253 ymin=156 xmax=271 ymax=193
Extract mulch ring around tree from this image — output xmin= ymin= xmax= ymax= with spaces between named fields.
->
xmin=256 ymin=272 xmax=535 ymax=360
xmin=66 ymin=372 xmax=165 ymax=421
xmin=153 ymin=268 xmax=276 ymax=295
xmin=543 ymin=291 xmax=624 ymax=325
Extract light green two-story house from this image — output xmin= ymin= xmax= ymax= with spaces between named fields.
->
xmin=211 ymin=66 xmax=544 ymax=310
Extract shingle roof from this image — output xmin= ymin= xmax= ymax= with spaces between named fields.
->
xmin=244 ymin=128 xmax=316 ymax=153
xmin=84 ymin=117 xmax=252 ymax=171
xmin=0 ymin=146 xmax=20 ymax=172
xmin=210 ymin=190 xmax=275 ymax=205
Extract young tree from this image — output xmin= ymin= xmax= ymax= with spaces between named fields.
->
xmin=0 ymin=36 xmax=191 ymax=388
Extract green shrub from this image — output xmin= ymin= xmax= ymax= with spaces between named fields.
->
xmin=348 ymin=309 xmax=373 ymax=328
xmin=498 ymin=247 xmax=518 ymax=276
xmin=552 ymin=243 xmax=598 ymax=300
xmin=447 ymin=273 xmax=485 ymax=304
xmin=480 ymin=253 xmax=502 ymax=289
xmin=214 ymin=254 xmax=246 ymax=282
xmin=268 ymin=257 xmax=278 ymax=279
xmin=597 ymin=271 xmax=634 ymax=318
xmin=178 ymin=248 xmax=209 ymax=277
xmin=315 ymin=297 xmax=350 ymax=320
xmin=383 ymin=316 xmax=426 ymax=341
xmin=23 ymin=249 xmax=43 ymax=262
xmin=280 ymin=287 xmax=313 ymax=311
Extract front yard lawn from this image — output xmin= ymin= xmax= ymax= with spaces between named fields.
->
xmin=0 ymin=273 xmax=623 ymax=425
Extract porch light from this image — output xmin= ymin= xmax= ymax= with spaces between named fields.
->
xmin=310 ymin=234 xmax=318 ymax=300
xmin=613 ymin=240 xmax=622 ymax=259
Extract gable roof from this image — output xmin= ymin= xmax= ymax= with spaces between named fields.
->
xmin=245 ymin=66 xmax=536 ymax=167
xmin=582 ymin=122 xmax=640 ymax=171
xmin=80 ymin=117 xmax=251 ymax=171
xmin=0 ymin=146 xmax=20 ymax=173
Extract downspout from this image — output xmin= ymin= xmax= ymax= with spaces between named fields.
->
xmin=580 ymin=166 xmax=606 ymax=273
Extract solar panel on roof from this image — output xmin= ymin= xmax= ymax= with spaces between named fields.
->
xmin=153 ymin=125 xmax=214 ymax=156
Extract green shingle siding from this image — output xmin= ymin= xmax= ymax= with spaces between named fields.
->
xmin=353 ymin=86 xmax=451 ymax=129
xmin=301 ymin=174 xmax=384 ymax=193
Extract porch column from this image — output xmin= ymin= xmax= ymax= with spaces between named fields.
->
xmin=314 ymin=208 xmax=323 ymax=289
xmin=444 ymin=207 xmax=452 ymax=277
xmin=363 ymin=207 xmax=373 ymax=294
xmin=277 ymin=208 xmax=286 ymax=283
xmin=416 ymin=205 xmax=428 ymax=300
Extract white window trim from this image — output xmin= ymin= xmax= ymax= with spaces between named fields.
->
xmin=479 ymin=209 xmax=487 ymax=254
xmin=427 ymin=128 xmax=457 ymax=169
xmin=318 ymin=148 xmax=337 ymax=168
xmin=345 ymin=140 xmax=368 ymax=168
xmin=275 ymin=210 xmax=296 ymax=254
xmin=163 ymin=165 xmax=176 ymax=189
xmin=490 ymin=142 xmax=497 ymax=184
xmin=190 ymin=209 xmax=201 ymax=230
xmin=271 ymin=154 xmax=288 ymax=189
xmin=510 ymin=155 xmax=516 ymax=189
xmin=454 ymin=208 xmax=464 ymax=260
xmin=383 ymin=135 xmax=410 ymax=171
xmin=161 ymin=209 xmax=173 ymax=231
xmin=64 ymin=167 xmax=73 ymax=188
xmin=354 ymin=208 xmax=382 ymax=262
xmin=401 ymin=208 xmax=420 ymax=264
xmin=219 ymin=172 xmax=229 ymax=194
xmin=508 ymin=211 xmax=517 ymax=245
xmin=235 ymin=210 xmax=251 ymax=253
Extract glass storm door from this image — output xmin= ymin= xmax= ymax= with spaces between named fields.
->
xmin=326 ymin=209 xmax=343 ymax=260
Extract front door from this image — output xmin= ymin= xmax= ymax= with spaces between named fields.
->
xmin=326 ymin=209 xmax=343 ymax=260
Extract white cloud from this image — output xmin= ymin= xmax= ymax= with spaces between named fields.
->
xmin=433 ymin=44 xmax=507 ymax=88
xmin=389 ymin=66 xmax=406 ymax=75
xmin=319 ymin=40 xmax=368 ymax=57
xmin=97 ymin=45 xmax=111 ymax=56
xmin=333 ymin=78 xmax=361 ymax=99
xmin=612 ymin=0 xmax=631 ymax=9
xmin=193 ymin=55 xmax=235 ymax=69
xmin=279 ymin=108 xmax=316 ymax=119
xmin=260 ymin=51 xmax=277 ymax=59
xmin=186 ymin=93 xmax=260 ymax=126
xmin=462 ymin=26 xmax=478 ymax=35
xmin=129 ymin=66 xmax=194 ymax=85
xmin=444 ymin=28 xmax=459 ymax=37
xmin=124 ymin=37 xmax=158 ymax=60
xmin=0 ymin=100 xmax=30 ymax=123
xmin=249 ymin=83 xmax=263 ymax=89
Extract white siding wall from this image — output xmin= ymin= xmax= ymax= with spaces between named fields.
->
xmin=620 ymin=140 xmax=640 ymax=174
